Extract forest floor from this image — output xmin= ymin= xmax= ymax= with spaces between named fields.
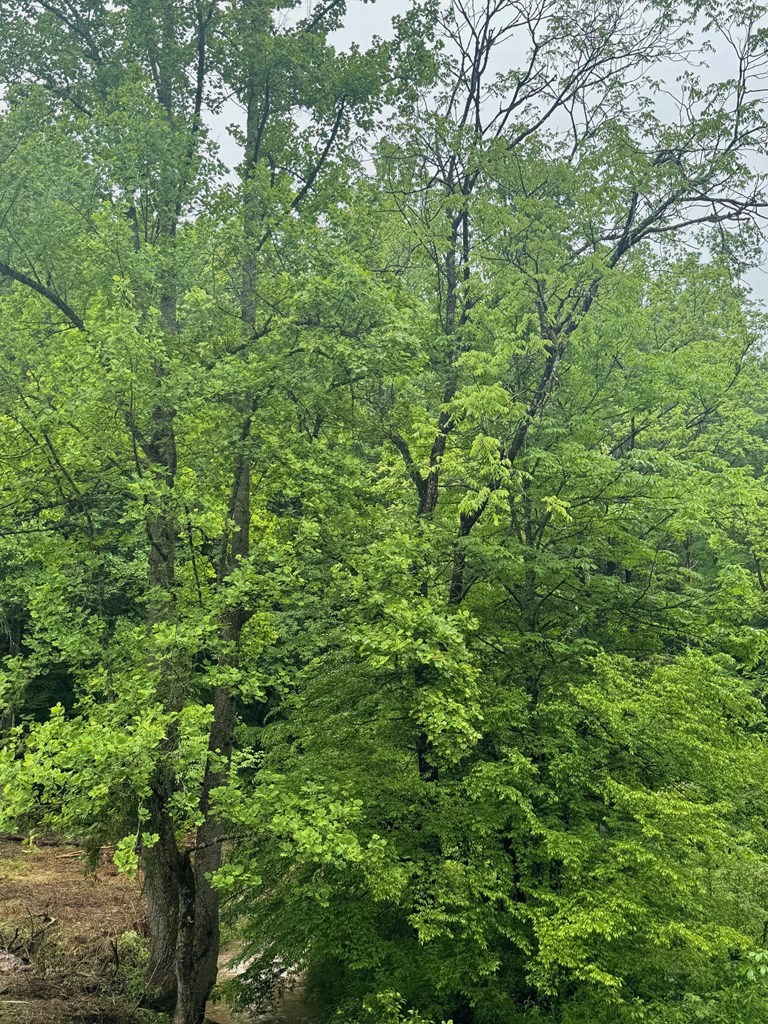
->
xmin=0 ymin=840 xmax=315 ymax=1024
xmin=0 ymin=837 xmax=161 ymax=1024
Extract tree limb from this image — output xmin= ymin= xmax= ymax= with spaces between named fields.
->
xmin=0 ymin=261 xmax=84 ymax=330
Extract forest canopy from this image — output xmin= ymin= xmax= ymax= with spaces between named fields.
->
xmin=2 ymin=2 xmax=768 ymax=1024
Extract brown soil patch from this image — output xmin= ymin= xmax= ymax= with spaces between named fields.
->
xmin=0 ymin=838 xmax=154 ymax=1024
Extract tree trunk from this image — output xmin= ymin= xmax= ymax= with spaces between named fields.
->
xmin=142 ymin=790 xmax=182 ymax=1011
xmin=172 ymin=849 xmax=220 ymax=1024
xmin=141 ymin=389 xmax=182 ymax=1009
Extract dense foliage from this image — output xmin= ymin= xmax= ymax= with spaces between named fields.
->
xmin=2 ymin=2 xmax=768 ymax=1023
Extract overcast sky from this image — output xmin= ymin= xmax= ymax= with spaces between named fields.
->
xmin=330 ymin=0 xmax=410 ymax=48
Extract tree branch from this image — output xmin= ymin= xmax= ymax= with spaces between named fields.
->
xmin=0 ymin=261 xmax=84 ymax=330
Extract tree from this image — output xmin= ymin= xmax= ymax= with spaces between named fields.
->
xmin=3 ymin=3 xmax=768 ymax=1023
xmin=213 ymin=3 xmax=768 ymax=1021
xmin=0 ymin=3 xmax=385 ymax=1022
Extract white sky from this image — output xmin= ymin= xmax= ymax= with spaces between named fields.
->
xmin=331 ymin=0 xmax=410 ymax=48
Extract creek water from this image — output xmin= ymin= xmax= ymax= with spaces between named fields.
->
xmin=205 ymin=946 xmax=318 ymax=1024
xmin=205 ymin=987 xmax=317 ymax=1024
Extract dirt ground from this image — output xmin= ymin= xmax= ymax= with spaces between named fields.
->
xmin=0 ymin=837 xmax=156 ymax=1024
xmin=0 ymin=840 xmax=311 ymax=1024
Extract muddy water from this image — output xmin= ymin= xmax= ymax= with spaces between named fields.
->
xmin=206 ymin=987 xmax=317 ymax=1024
xmin=205 ymin=946 xmax=318 ymax=1024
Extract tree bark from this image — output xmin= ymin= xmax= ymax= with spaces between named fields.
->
xmin=142 ymin=791 xmax=182 ymax=1010
xmin=141 ymin=458 xmax=182 ymax=1010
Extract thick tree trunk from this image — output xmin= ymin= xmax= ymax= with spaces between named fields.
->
xmin=142 ymin=580 xmax=183 ymax=1011
xmin=172 ymin=849 xmax=219 ymax=1024
xmin=142 ymin=793 xmax=182 ymax=1010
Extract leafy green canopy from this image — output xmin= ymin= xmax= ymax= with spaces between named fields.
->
xmin=217 ymin=230 xmax=768 ymax=1023
xmin=0 ymin=2 xmax=768 ymax=1024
